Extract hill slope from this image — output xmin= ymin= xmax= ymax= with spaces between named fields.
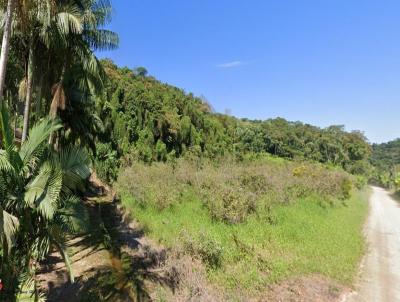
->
xmin=371 ymin=139 xmax=400 ymax=170
xmin=370 ymin=139 xmax=400 ymax=187
xmin=94 ymin=60 xmax=371 ymax=182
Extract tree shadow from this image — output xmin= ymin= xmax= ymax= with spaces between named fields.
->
xmin=45 ymin=247 xmax=174 ymax=302
xmin=391 ymin=191 xmax=400 ymax=203
xmin=41 ymin=182 xmax=174 ymax=302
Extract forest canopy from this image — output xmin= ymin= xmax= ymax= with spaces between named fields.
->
xmin=370 ymin=139 xmax=400 ymax=188
xmin=94 ymin=60 xmax=372 ymax=182
xmin=0 ymin=1 xmax=393 ymax=300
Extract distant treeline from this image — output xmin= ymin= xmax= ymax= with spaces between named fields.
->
xmin=370 ymin=139 xmax=400 ymax=188
xmin=94 ymin=60 xmax=372 ymax=181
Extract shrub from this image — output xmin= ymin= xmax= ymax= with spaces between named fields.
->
xmin=95 ymin=142 xmax=120 ymax=183
xmin=181 ymin=231 xmax=224 ymax=268
xmin=155 ymin=140 xmax=168 ymax=161
xmin=205 ymin=186 xmax=257 ymax=224
xmin=292 ymin=165 xmax=308 ymax=177
xmin=340 ymin=178 xmax=353 ymax=200
xmin=355 ymin=175 xmax=367 ymax=189
xmin=117 ymin=158 xmax=355 ymax=224
xmin=116 ymin=162 xmax=184 ymax=209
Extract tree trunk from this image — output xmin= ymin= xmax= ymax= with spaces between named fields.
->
xmin=48 ymin=64 xmax=66 ymax=146
xmin=21 ymin=45 xmax=34 ymax=143
xmin=35 ymin=76 xmax=43 ymax=123
xmin=0 ymin=0 xmax=16 ymax=108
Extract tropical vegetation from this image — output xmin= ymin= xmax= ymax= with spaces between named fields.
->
xmin=0 ymin=0 xmax=117 ymax=300
xmin=370 ymin=138 xmax=400 ymax=190
xmin=0 ymin=110 xmax=90 ymax=301
xmin=94 ymin=60 xmax=372 ymax=183
xmin=0 ymin=0 xmax=393 ymax=300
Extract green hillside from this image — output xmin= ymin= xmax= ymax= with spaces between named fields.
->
xmin=93 ymin=60 xmax=372 ymax=182
xmin=0 ymin=2 xmax=374 ymax=300
xmin=371 ymin=139 xmax=400 ymax=170
xmin=370 ymin=139 xmax=400 ymax=188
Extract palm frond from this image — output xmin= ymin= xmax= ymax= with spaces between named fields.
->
xmin=59 ymin=195 xmax=89 ymax=233
xmin=0 ymin=150 xmax=14 ymax=172
xmin=19 ymin=118 xmax=62 ymax=165
xmin=84 ymin=28 xmax=119 ymax=51
xmin=0 ymin=208 xmax=20 ymax=252
xmin=84 ymin=0 xmax=113 ymax=27
xmin=56 ymin=6 xmax=83 ymax=36
xmin=54 ymin=146 xmax=91 ymax=193
xmin=25 ymin=162 xmax=63 ymax=219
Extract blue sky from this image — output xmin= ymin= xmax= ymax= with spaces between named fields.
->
xmin=98 ymin=0 xmax=400 ymax=143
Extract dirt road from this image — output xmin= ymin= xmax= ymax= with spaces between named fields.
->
xmin=347 ymin=186 xmax=400 ymax=302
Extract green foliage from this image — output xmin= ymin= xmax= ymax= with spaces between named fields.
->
xmin=117 ymin=157 xmax=368 ymax=295
xmin=117 ymin=158 xmax=356 ymax=226
xmin=341 ymin=178 xmax=353 ymax=200
xmin=155 ymin=140 xmax=168 ymax=161
xmin=355 ymin=175 xmax=367 ymax=189
xmin=0 ymin=0 xmax=376 ymax=297
xmin=133 ymin=66 xmax=148 ymax=77
xmin=119 ymin=176 xmax=369 ymax=293
xmin=394 ymin=173 xmax=400 ymax=191
xmin=94 ymin=142 xmax=119 ymax=183
xmin=371 ymin=139 xmax=400 ymax=170
xmin=181 ymin=231 xmax=224 ymax=269
xmin=370 ymin=139 xmax=400 ymax=189
xmin=96 ymin=61 xmax=371 ymax=176
xmin=135 ymin=128 xmax=155 ymax=162
xmin=0 ymin=110 xmax=90 ymax=300
xmin=0 ymin=0 xmax=118 ymax=299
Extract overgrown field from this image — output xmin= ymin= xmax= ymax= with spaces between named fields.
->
xmin=117 ymin=156 xmax=369 ymax=296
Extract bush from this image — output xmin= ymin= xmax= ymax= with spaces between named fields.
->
xmin=340 ymin=178 xmax=353 ymax=200
xmin=117 ymin=158 xmax=355 ymax=224
xmin=155 ymin=140 xmax=168 ymax=161
xmin=205 ymin=186 xmax=257 ymax=224
xmin=95 ymin=142 xmax=120 ymax=183
xmin=355 ymin=176 xmax=367 ymax=189
xmin=116 ymin=162 xmax=184 ymax=209
xmin=181 ymin=231 xmax=224 ymax=268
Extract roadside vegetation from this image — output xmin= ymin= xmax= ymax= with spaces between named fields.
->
xmin=0 ymin=0 xmax=377 ymax=301
xmin=370 ymin=139 xmax=400 ymax=192
xmin=117 ymin=157 xmax=369 ymax=298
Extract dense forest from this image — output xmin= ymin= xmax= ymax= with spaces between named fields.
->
xmin=370 ymin=139 xmax=400 ymax=188
xmin=94 ymin=60 xmax=372 ymax=182
xmin=0 ymin=0 xmax=394 ymax=301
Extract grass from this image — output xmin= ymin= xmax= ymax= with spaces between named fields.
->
xmin=120 ymin=187 xmax=369 ymax=293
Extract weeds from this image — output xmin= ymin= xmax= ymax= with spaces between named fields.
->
xmin=180 ymin=231 xmax=224 ymax=269
xmin=116 ymin=157 xmax=367 ymax=296
xmin=117 ymin=157 xmax=355 ymax=224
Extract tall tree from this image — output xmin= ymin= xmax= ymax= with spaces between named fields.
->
xmin=0 ymin=0 xmax=16 ymax=107
xmin=20 ymin=0 xmax=56 ymax=142
xmin=16 ymin=0 xmax=118 ymax=145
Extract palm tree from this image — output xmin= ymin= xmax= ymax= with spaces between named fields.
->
xmin=0 ymin=107 xmax=91 ymax=301
xmin=46 ymin=0 xmax=118 ymax=149
xmin=49 ymin=0 xmax=119 ymax=114
xmin=18 ymin=0 xmax=118 ymax=143
xmin=19 ymin=0 xmax=67 ymax=142
xmin=0 ymin=0 xmax=16 ymax=106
